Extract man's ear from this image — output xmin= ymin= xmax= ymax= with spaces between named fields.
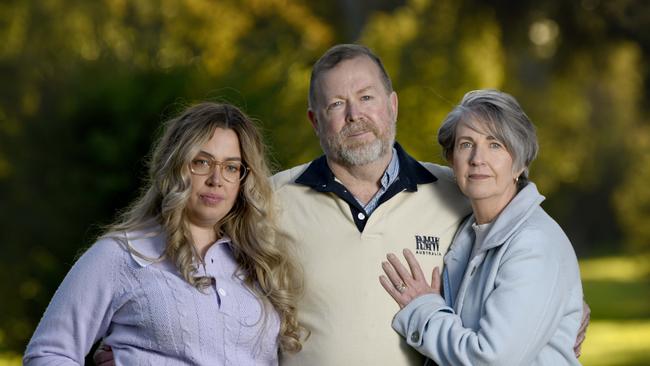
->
xmin=390 ymin=91 xmax=398 ymax=122
xmin=308 ymin=110 xmax=319 ymax=133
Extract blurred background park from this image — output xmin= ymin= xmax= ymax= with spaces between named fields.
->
xmin=0 ymin=0 xmax=649 ymax=364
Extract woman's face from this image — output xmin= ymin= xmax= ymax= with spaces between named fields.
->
xmin=451 ymin=120 xmax=520 ymax=214
xmin=186 ymin=127 xmax=242 ymax=229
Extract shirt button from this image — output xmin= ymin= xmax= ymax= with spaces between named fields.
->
xmin=218 ymin=288 xmax=227 ymax=296
xmin=410 ymin=331 xmax=420 ymax=343
xmin=211 ymin=259 xmax=214 ymax=263
xmin=357 ymin=212 xmax=366 ymax=220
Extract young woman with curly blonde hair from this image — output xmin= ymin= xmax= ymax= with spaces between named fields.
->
xmin=25 ymin=102 xmax=306 ymax=365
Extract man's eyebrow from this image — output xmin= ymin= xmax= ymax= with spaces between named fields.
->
xmin=357 ymin=86 xmax=375 ymax=94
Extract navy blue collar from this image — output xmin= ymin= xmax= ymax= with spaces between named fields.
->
xmin=295 ymin=142 xmax=436 ymax=191
xmin=294 ymin=142 xmax=437 ymax=232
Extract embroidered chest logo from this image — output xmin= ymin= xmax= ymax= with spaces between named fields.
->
xmin=414 ymin=235 xmax=441 ymax=256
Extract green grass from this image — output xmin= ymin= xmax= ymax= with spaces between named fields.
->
xmin=579 ymin=255 xmax=650 ymax=365
xmin=582 ymin=280 xmax=650 ymax=319
xmin=580 ymin=254 xmax=650 ymax=320
xmin=580 ymin=320 xmax=650 ymax=366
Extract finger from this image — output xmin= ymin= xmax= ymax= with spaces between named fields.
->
xmin=573 ymin=343 xmax=582 ymax=358
xmin=577 ymin=319 xmax=589 ymax=334
xmin=379 ymin=275 xmax=405 ymax=308
xmin=577 ymin=301 xmax=590 ymax=333
xmin=386 ymin=253 xmax=414 ymax=284
xmin=94 ymin=353 xmax=113 ymax=365
xmin=431 ymin=266 xmax=441 ymax=294
xmin=95 ymin=352 xmax=113 ymax=365
xmin=403 ymin=248 xmax=426 ymax=282
xmin=581 ymin=303 xmax=591 ymax=328
xmin=574 ymin=332 xmax=585 ymax=345
xmin=382 ymin=260 xmax=405 ymax=289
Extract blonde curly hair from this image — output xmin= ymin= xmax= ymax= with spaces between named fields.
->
xmin=104 ymin=102 xmax=306 ymax=353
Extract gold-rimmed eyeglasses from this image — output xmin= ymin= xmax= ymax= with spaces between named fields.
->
xmin=189 ymin=157 xmax=249 ymax=183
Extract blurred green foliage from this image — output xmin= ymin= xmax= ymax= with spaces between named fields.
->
xmin=1 ymin=0 xmax=649 ymax=358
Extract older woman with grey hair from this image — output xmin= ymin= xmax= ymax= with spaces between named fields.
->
xmin=380 ymin=89 xmax=584 ymax=365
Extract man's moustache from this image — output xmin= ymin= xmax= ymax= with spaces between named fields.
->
xmin=341 ymin=122 xmax=377 ymax=137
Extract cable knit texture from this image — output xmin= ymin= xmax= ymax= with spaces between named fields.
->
xmin=24 ymin=229 xmax=280 ymax=365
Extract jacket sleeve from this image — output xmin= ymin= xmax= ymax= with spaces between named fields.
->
xmin=392 ymin=227 xmax=577 ymax=366
xmin=23 ymin=239 xmax=124 ymax=365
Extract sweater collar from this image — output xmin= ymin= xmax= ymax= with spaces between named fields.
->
xmin=124 ymin=227 xmax=233 ymax=269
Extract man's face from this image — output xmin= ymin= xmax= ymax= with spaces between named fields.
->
xmin=309 ymin=56 xmax=398 ymax=166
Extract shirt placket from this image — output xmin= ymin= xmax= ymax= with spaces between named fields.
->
xmin=204 ymin=245 xmax=239 ymax=365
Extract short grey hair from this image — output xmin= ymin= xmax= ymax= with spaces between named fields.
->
xmin=308 ymin=44 xmax=393 ymax=109
xmin=437 ymin=89 xmax=538 ymax=189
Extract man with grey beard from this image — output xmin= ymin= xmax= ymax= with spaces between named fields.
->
xmin=271 ymin=44 xmax=470 ymax=365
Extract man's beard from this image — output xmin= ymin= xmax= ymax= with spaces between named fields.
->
xmin=319 ymin=119 xmax=395 ymax=166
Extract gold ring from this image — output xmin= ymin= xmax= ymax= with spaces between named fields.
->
xmin=396 ymin=282 xmax=407 ymax=293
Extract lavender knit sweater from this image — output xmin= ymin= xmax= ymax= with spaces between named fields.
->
xmin=24 ymin=229 xmax=280 ymax=365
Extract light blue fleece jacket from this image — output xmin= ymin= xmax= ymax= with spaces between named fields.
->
xmin=393 ymin=183 xmax=583 ymax=365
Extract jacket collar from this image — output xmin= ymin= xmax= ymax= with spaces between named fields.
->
xmin=473 ymin=182 xmax=545 ymax=252
xmin=443 ymin=182 xmax=545 ymax=294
